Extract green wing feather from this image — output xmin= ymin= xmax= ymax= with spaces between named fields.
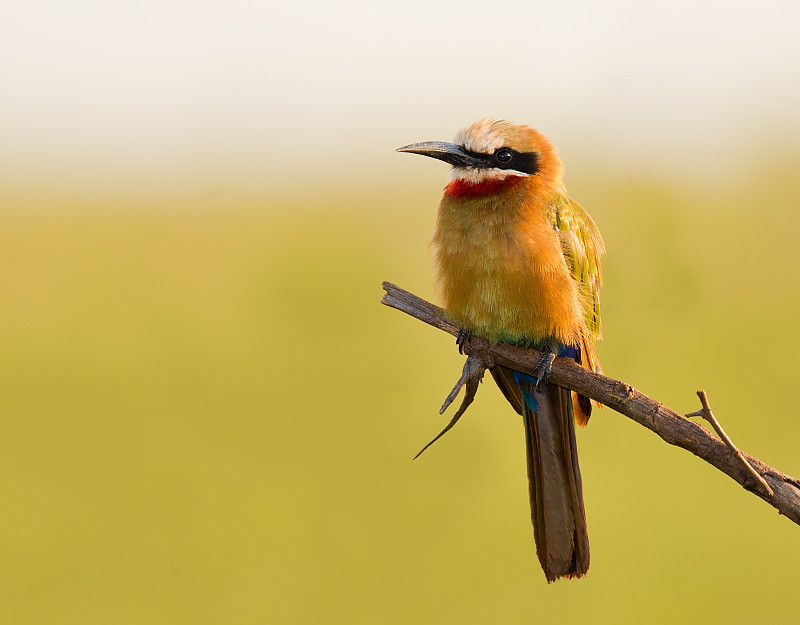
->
xmin=545 ymin=195 xmax=605 ymax=339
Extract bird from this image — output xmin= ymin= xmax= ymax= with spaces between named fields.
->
xmin=397 ymin=119 xmax=604 ymax=582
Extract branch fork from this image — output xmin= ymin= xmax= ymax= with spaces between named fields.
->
xmin=685 ymin=390 xmax=773 ymax=497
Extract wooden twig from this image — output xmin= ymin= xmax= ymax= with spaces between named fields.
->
xmin=381 ymin=281 xmax=800 ymax=526
xmin=414 ymin=353 xmax=492 ymax=460
xmin=686 ymin=390 xmax=773 ymax=497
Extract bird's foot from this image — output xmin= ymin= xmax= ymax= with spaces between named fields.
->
xmin=531 ymin=350 xmax=556 ymax=392
xmin=456 ymin=328 xmax=472 ymax=355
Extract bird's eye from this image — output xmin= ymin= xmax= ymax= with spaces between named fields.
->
xmin=495 ymin=148 xmax=513 ymax=163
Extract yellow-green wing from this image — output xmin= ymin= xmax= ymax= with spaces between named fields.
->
xmin=545 ymin=195 xmax=605 ymax=340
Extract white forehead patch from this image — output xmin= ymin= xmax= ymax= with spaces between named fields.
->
xmin=454 ymin=118 xmax=514 ymax=154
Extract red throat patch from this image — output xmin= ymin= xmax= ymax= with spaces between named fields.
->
xmin=443 ymin=175 xmax=524 ymax=199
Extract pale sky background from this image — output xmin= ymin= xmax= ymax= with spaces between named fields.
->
xmin=2 ymin=0 xmax=799 ymax=196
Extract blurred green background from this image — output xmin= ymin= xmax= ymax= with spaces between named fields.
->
xmin=2 ymin=1 xmax=800 ymax=623
xmin=3 ymin=170 xmax=800 ymax=623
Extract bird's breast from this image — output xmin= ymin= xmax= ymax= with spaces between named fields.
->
xmin=432 ymin=192 xmax=584 ymax=346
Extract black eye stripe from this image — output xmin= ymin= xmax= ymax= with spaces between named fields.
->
xmin=498 ymin=151 xmax=538 ymax=175
xmin=460 ymin=147 xmax=539 ymax=175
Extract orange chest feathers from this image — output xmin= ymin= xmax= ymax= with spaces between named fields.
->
xmin=431 ymin=187 xmax=585 ymax=346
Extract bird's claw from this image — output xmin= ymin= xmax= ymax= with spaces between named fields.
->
xmin=456 ymin=328 xmax=472 ymax=355
xmin=531 ymin=351 xmax=556 ymax=391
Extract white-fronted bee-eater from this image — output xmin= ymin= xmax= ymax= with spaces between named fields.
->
xmin=398 ymin=119 xmax=604 ymax=582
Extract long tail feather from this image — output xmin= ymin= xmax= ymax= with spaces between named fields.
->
xmin=494 ymin=365 xmax=589 ymax=582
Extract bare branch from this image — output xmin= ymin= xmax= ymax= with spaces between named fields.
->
xmin=381 ymin=281 xmax=800 ymax=526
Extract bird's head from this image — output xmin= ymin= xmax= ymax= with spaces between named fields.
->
xmin=397 ymin=119 xmax=564 ymax=197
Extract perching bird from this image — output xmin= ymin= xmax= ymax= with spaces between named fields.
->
xmin=397 ymin=119 xmax=604 ymax=582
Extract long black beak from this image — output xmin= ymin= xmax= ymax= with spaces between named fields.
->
xmin=396 ymin=141 xmax=486 ymax=168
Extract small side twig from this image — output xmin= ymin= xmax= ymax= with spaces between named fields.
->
xmin=414 ymin=349 xmax=494 ymax=459
xmin=686 ymin=390 xmax=774 ymax=497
